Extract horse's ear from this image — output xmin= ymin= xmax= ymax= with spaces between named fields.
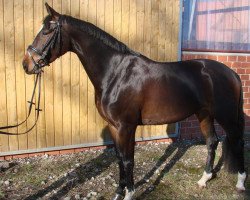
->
xmin=45 ymin=3 xmax=60 ymax=19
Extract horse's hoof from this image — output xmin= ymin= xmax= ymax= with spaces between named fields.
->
xmin=112 ymin=193 xmax=124 ymax=200
xmin=197 ymin=181 xmax=206 ymax=189
xmin=124 ymin=188 xmax=135 ymax=200
xmin=236 ymin=186 xmax=245 ymax=193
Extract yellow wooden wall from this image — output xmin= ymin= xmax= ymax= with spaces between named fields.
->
xmin=0 ymin=0 xmax=180 ymax=153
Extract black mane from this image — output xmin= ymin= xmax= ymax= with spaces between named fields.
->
xmin=43 ymin=15 xmax=138 ymax=55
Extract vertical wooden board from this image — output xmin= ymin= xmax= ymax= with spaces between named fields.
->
xmin=4 ymin=0 xmax=18 ymax=151
xmin=43 ymin=0 xmax=55 ymax=148
xmin=171 ymin=0 xmax=179 ymax=61
xmin=105 ymin=0 xmax=114 ymax=34
xmin=0 ymin=0 xmax=9 ymax=152
xmin=165 ymin=0 xmax=173 ymax=61
xmin=14 ymin=0 xmax=27 ymax=150
xmin=150 ymin=0 xmax=159 ymax=137
xmin=23 ymin=0 xmax=35 ymax=149
xmin=87 ymin=0 xmax=96 ymax=143
xmin=71 ymin=0 xmax=81 ymax=145
xmin=52 ymin=0 xmax=63 ymax=146
xmin=142 ymin=0 xmax=152 ymax=139
xmin=121 ymin=0 xmax=129 ymax=45
xmin=79 ymin=0 xmax=88 ymax=144
xmin=136 ymin=0 xmax=144 ymax=53
xmin=33 ymin=0 xmax=46 ymax=149
xmin=114 ymin=0 xmax=121 ymax=39
xmin=96 ymin=0 xmax=106 ymax=142
xmin=143 ymin=0 xmax=151 ymax=58
xmin=135 ymin=0 xmax=144 ymax=139
xmin=158 ymin=0 xmax=167 ymax=136
xmin=62 ymin=0 xmax=72 ymax=146
xmin=158 ymin=0 xmax=165 ymax=61
xmin=129 ymin=0 xmax=136 ymax=50
xmin=151 ymin=0 xmax=158 ymax=60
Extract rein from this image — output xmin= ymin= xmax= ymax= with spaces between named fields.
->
xmin=0 ymin=19 xmax=61 ymax=135
xmin=0 ymin=73 xmax=42 ymax=135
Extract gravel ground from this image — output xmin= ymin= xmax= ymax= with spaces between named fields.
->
xmin=0 ymin=139 xmax=249 ymax=200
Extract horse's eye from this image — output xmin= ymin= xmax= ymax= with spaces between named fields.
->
xmin=38 ymin=59 xmax=46 ymax=66
xmin=43 ymin=29 xmax=52 ymax=35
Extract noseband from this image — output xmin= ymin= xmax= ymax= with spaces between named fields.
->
xmin=27 ymin=20 xmax=62 ymax=72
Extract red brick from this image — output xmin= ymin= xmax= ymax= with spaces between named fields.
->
xmin=243 ymin=87 xmax=249 ymax=93
xmin=59 ymin=149 xmax=75 ymax=155
xmin=231 ymin=62 xmax=242 ymax=68
xmin=240 ymin=75 xmax=249 ymax=81
xmin=136 ymin=141 xmax=147 ymax=145
xmin=236 ymin=68 xmax=246 ymax=74
xmin=74 ymin=147 xmax=90 ymax=153
xmin=217 ymin=55 xmax=228 ymax=61
xmin=207 ymin=55 xmax=217 ymax=60
xmin=28 ymin=152 xmax=44 ymax=157
xmin=245 ymin=69 xmax=250 ymax=74
xmin=4 ymin=156 xmax=13 ymax=160
xmin=228 ymin=56 xmax=237 ymax=61
xmin=238 ymin=56 xmax=247 ymax=62
xmin=191 ymin=121 xmax=200 ymax=128
xmin=223 ymin=62 xmax=232 ymax=67
xmin=46 ymin=151 xmax=60 ymax=156
xmin=244 ymin=92 xmax=250 ymax=100
xmin=242 ymin=63 xmax=250 ymax=68
xmin=244 ymin=104 xmax=250 ymax=109
xmin=180 ymin=121 xmax=191 ymax=128
xmin=247 ymin=56 xmax=250 ymax=62
xmin=13 ymin=154 xmax=29 ymax=159
xmin=244 ymin=81 xmax=250 ymax=87
xmin=154 ymin=138 xmax=173 ymax=143
xmin=197 ymin=55 xmax=207 ymax=59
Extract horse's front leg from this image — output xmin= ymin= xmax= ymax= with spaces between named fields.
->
xmin=109 ymin=124 xmax=136 ymax=200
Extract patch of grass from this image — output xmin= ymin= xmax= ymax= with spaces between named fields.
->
xmin=174 ymin=162 xmax=202 ymax=175
xmin=93 ymin=157 xmax=105 ymax=166
xmin=0 ymin=188 xmax=4 ymax=199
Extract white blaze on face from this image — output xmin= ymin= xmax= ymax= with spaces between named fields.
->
xmin=236 ymin=172 xmax=246 ymax=191
xmin=38 ymin=24 xmax=44 ymax=33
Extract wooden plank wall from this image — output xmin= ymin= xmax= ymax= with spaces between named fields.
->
xmin=0 ymin=0 xmax=180 ymax=154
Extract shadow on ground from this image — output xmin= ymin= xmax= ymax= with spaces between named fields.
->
xmin=23 ymin=135 xmax=250 ymax=200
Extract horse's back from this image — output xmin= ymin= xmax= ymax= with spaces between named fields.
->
xmin=140 ymin=58 xmax=241 ymax=125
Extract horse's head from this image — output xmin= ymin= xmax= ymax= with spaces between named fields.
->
xmin=22 ymin=3 xmax=70 ymax=74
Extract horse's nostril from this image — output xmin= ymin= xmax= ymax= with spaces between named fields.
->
xmin=22 ymin=60 xmax=28 ymax=71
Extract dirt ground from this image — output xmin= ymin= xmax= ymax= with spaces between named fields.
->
xmin=0 ymin=139 xmax=249 ymax=200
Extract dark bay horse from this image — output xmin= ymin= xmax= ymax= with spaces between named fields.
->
xmin=22 ymin=3 xmax=246 ymax=199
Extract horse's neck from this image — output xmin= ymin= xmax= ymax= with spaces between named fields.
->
xmin=69 ymin=29 xmax=116 ymax=93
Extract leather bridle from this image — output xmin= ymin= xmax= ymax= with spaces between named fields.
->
xmin=27 ymin=20 xmax=62 ymax=73
xmin=0 ymin=19 xmax=62 ymax=135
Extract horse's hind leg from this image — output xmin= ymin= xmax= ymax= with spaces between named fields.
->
xmin=196 ymin=112 xmax=219 ymax=188
xmin=216 ymin=117 xmax=246 ymax=191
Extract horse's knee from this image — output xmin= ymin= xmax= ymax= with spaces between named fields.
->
xmin=206 ymin=135 xmax=219 ymax=151
xmin=123 ymin=159 xmax=134 ymax=170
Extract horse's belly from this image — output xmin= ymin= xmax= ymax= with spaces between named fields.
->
xmin=141 ymin=107 xmax=193 ymax=125
xmin=141 ymin=93 xmax=199 ymax=125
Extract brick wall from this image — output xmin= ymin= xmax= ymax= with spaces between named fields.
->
xmin=180 ymin=52 xmax=250 ymax=140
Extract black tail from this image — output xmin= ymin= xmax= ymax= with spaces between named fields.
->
xmin=223 ymin=81 xmax=245 ymax=173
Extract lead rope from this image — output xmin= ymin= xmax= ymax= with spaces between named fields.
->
xmin=0 ymin=73 xmax=42 ymax=135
